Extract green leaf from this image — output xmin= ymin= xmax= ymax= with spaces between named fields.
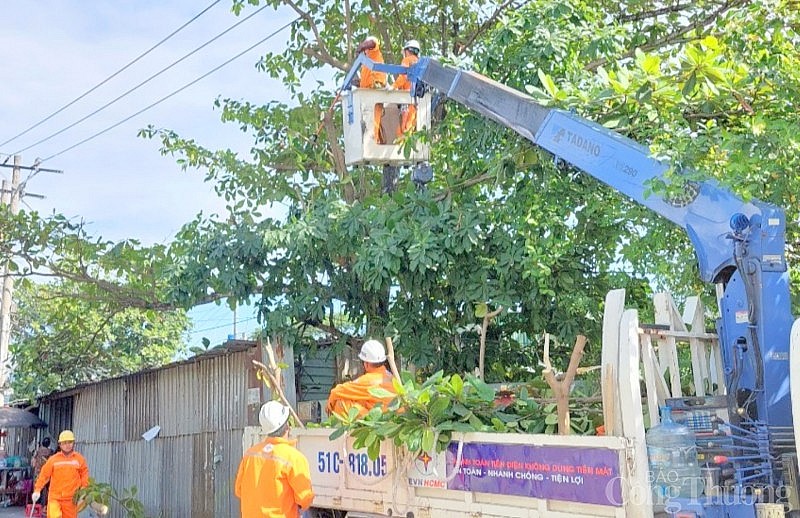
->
xmin=641 ymin=54 xmax=661 ymax=76
xmin=467 ymin=376 xmax=496 ymax=402
xmin=452 ymin=403 xmax=470 ymax=417
xmin=537 ymin=69 xmax=559 ymax=98
xmin=347 ymin=407 xmax=360 ymax=422
xmin=467 ymin=413 xmax=484 ymax=429
xmin=450 ymin=373 xmax=465 ymax=397
xmin=422 ymin=427 xmax=435 ymax=452
xmin=328 ymin=427 xmax=347 ymax=441
xmin=369 ymin=387 xmax=396 ymax=398
xmin=428 ymin=396 xmax=450 ymax=420
xmin=367 ymin=439 xmax=381 ymax=460
xmin=682 ymin=72 xmax=697 ymax=96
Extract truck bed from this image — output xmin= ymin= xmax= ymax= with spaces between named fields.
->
xmin=293 ymin=428 xmax=645 ymax=518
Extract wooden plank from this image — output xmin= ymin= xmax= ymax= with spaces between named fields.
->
xmin=639 ymin=329 xmax=717 ymax=341
xmin=602 ymin=289 xmax=626 ymax=436
xmin=640 ymin=333 xmax=661 ymax=426
xmin=686 ymin=296 xmax=707 ymax=396
xmin=275 ymin=338 xmax=297 ymax=409
xmin=653 ymin=293 xmax=682 ymax=397
xmin=618 ymin=309 xmax=654 ymax=518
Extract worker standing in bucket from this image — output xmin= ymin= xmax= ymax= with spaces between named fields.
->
xmin=326 ymin=340 xmax=397 ymax=418
xmin=392 ymin=39 xmax=421 ymax=137
xmin=235 ymin=401 xmax=314 ymax=518
xmin=354 ymin=36 xmax=388 ymax=144
xmin=31 ymin=430 xmax=89 ymax=518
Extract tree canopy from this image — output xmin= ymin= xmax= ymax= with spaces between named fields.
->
xmin=143 ymin=0 xmax=799 ymax=377
xmin=10 ymin=279 xmax=189 ymax=399
xmin=3 ymin=0 xmax=799 ymax=385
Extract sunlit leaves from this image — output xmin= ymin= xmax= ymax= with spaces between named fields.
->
xmin=10 ymin=280 xmax=188 ymax=399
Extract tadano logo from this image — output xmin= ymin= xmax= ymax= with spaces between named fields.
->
xmin=552 ymin=128 xmax=601 ymax=157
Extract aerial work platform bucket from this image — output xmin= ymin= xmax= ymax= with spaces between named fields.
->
xmin=342 ymin=88 xmax=430 ymax=166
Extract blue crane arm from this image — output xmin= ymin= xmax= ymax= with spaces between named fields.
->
xmin=340 ymin=54 xmax=793 ymax=427
xmin=405 ymin=57 xmax=789 ymax=285
xmin=340 ymin=53 xmax=409 ymax=92
xmin=340 ymin=55 xmax=794 ymax=430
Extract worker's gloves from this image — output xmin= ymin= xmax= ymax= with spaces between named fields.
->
xmin=31 ymin=492 xmax=40 ymax=503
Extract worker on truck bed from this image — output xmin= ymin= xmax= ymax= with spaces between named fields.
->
xmin=327 ymin=339 xmax=397 ymax=418
xmin=392 ymin=39 xmax=421 ymax=137
xmin=235 ymin=401 xmax=314 ymax=518
xmin=354 ymin=36 xmax=387 ymax=143
xmin=32 ymin=429 xmax=89 ymax=518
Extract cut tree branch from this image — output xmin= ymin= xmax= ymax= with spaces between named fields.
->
xmin=434 ymin=172 xmax=496 ymax=201
xmin=459 ymin=0 xmax=527 ymax=56
xmin=283 ymin=0 xmax=349 ymax=71
xmin=303 ymin=318 xmax=358 ymax=347
xmin=586 ymin=0 xmax=748 ymax=72
xmin=345 ymin=0 xmax=353 ymax=62
xmin=4 ymin=252 xmax=231 ymax=311
xmin=618 ymin=2 xmax=694 ymax=23
xmin=321 ymin=110 xmax=354 ymax=203
xmin=542 ymin=333 xmax=588 ymax=435
xmin=390 ymin=0 xmax=410 ymax=46
xmin=368 ymin=0 xmax=394 ymax=60
xmin=478 ymin=305 xmax=503 ymax=379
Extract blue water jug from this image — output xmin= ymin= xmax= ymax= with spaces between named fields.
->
xmin=646 ymin=406 xmax=703 ymax=502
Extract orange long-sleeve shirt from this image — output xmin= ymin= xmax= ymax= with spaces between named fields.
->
xmin=392 ymin=53 xmax=421 ymax=136
xmin=326 ymin=366 xmax=396 ymax=418
xmin=34 ymin=451 xmax=89 ymax=501
xmin=359 ymin=45 xmax=386 ymax=88
xmin=392 ymin=53 xmax=419 ymax=92
xmin=235 ymin=437 xmax=314 ymax=518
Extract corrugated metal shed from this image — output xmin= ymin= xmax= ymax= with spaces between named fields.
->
xmin=26 ymin=340 xmax=269 ymax=518
xmin=298 ymin=346 xmax=337 ymax=401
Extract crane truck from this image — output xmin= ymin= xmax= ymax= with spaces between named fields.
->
xmin=286 ymin=51 xmax=800 ymax=518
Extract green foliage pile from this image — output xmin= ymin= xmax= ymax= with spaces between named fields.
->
xmin=328 ymin=371 xmax=602 ymax=459
xmin=76 ymin=480 xmax=157 ymax=518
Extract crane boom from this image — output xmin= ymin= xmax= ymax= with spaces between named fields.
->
xmin=343 ymin=53 xmax=795 ymax=434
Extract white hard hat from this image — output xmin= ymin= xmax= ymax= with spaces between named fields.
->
xmin=359 ymin=339 xmax=387 ymax=363
xmin=259 ymin=401 xmax=290 ymax=434
xmin=403 ymin=39 xmax=421 ymax=53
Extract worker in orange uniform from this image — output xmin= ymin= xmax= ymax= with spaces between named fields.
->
xmin=31 ymin=430 xmax=89 ymax=518
xmin=327 ymin=340 xmax=397 ymax=418
xmin=235 ymin=401 xmax=314 ymax=518
xmin=392 ymin=39 xmax=421 ymax=137
xmin=355 ymin=36 xmax=387 ymax=143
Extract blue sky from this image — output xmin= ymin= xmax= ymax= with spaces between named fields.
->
xmin=0 ymin=1 xmax=304 ymax=348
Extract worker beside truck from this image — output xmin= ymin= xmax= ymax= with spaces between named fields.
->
xmin=235 ymin=401 xmax=315 ymax=518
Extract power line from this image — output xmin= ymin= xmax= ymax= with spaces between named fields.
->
xmin=190 ymin=316 xmax=258 ymax=335
xmin=42 ymin=18 xmax=297 ymax=162
xmin=15 ymin=3 xmax=271 ymax=156
xmin=0 ymin=0 xmax=221 ymax=149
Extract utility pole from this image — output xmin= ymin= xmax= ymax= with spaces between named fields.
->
xmin=0 ymin=155 xmax=21 ymax=406
xmin=233 ymin=303 xmax=238 ymax=339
